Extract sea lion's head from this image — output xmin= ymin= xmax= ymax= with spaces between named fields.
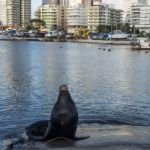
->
xmin=58 ymin=85 xmax=70 ymax=101
xmin=59 ymin=85 xmax=68 ymax=92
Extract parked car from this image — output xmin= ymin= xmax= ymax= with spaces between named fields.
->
xmin=98 ymin=33 xmax=109 ymax=40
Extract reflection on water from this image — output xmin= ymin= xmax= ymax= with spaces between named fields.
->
xmin=0 ymin=41 xmax=150 ymax=141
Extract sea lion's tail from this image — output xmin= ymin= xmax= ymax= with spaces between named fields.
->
xmin=74 ymin=136 xmax=90 ymax=141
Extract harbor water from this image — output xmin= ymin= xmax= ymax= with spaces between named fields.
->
xmin=0 ymin=41 xmax=150 ymax=149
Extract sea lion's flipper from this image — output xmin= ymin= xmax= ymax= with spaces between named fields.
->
xmin=42 ymin=121 xmax=52 ymax=140
xmin=45 ymin=137 xmax=74 ymax=144
xmin=74 ymin=136 xmax=90 ymax=141
xmin=45 ymin=136 xmax=89 ymax=144
xmin=26 ymin=120 xmax=52 ymax=141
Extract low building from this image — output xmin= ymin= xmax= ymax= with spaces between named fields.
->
xmin=130 ymin=4 xmax=150 ymax=33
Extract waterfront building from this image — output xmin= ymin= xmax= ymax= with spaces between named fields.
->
xmin=42 ymin=0 xmax=60 ymax=5
xmin=109 ymin=6 xmax=123 ymax=27
xmin=20 ymin=0 xmax=31 ymax=27
xmin=92 ymin=0 xmax=102 ymax=6
xmin=70 ymin=0 xmax=83 ymax=6
xmin=138 ymin=0 xmax=147 ymax=4
xmin=42 ymin=0 xmax=49 ymax=5
xmin=0 ymin=0 xmax=31 ymax=28
xmin=130 ymin=3 xmax=150 ymax=33
xmin=0 ymin=0 xmax=7 ymax=26
xmin=42 ymin=0 xmax=69 ymax=6
xmin=60 ymin=0 xmax=70 ymax=6
xmin=123 ymin=0 xmax=138 ymax=23
xmin=66 ymin=5 xmax=87 ymax=33
xmin=87 ymin=4 xmax=122 ymax=32
xmin=37 ymin=4 xmax=66 ymax=31
xmin=82 ymin=0 xmax=102 ymax=6
xmin=36 ymin=0 xmax=122 ymax=33
xmin=83 ymin=0 xmax=92 ymax=6
xmin=123 ymin=0 xmax=148 ymax=23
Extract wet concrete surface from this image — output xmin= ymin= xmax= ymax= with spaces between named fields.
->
xmin=5 ymin=124 xmax=150 ymax=150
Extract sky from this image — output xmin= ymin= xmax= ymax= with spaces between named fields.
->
xmin=32 ymin=0 xmax=123 ymax=16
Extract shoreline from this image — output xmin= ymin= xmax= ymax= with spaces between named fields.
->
xmin=0 ymin=38 xmax=130 ymax=45
xmin=68 ymin=39 xmax=130 ymax=45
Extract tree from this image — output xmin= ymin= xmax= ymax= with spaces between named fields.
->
xmin=97 ymin=25 xmax=111 ymax=33
xmin=25 ymin=19 xmax=46 ymax=30
xmin=122 ymin=23 xmax=131 ymax=33
xmin=135 ymin=28 xmax=140 ymax=35
xmin=74 ymin=28 xmax=89 ymax=39
xmin=131 ymin=25 xmax=135 ymax=34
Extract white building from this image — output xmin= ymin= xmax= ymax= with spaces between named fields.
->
xmin=87 ymin=3 xmax=122 ymax=32
xmin=130 ymin=4 xmax=150 ymax=33
xmin=83 ymin=0 xmax=92 ymax=6
xmin=36 ymin=4 xmax=66 ymax=31
xmin=70 ymin=0 xmax=82 ymax=6
xmin=60 ymin=0 xmax=70 ymax=6
xmin=123 ymin=0 xmax=138 ymax=23
xmin=0 ymin=0 xmax=31 ymax=27
xmin=138 ymin=0 xmax=147 ymax=4
xmin=93 ymin=0 xmax=102 ymax=6
xmin=42 ymin=0 xmax=49 ymax=5
xmin=0 ymin=0 xmax=7 ymax=26
xmin=67 ymin=5 xmax=86 ymax=33
xmin=123 ymin=0 xmax=148 ymax=23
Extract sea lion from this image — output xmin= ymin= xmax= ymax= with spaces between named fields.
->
xmin=26 ymin=85 xmax=89 ymax=142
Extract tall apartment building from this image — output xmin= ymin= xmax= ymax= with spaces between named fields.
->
xmin=83 ymin=0 xmax=92 ymax=6
xmin=82 ymin=0 xmax=102 ymax=6
xmin=138 ymin=0 xmax=147 ymax=4
xmin=37 ymin=4 xmax=66 ymax=31
xmin=123 ymin=0 xmax=147 ymax=23
xmin=60 ymin=0 xmax=70 ymax=6
xmin=123 ymin=0 xmax=138 ymax=23
xmin=42 ymin=0 xmax=70 ymax=5
xmin=20 ymin=0 xmax=31 ymax=27
xmin=0 ymin=0 xmax=7 ymax=26
xmin=42 ymin=0 xmax=49 ymax=5
xmin=93 ymin=0 xmax=102 ymax=5
xmin=87 ymin=4 xmax=122 ymax=32
xmin=70 ymin=0 xmax=82 ymax=6
xmin=0 ymin=0 xmax=31 ymax=27
xmin=130 ymin=3 xmax=150 ymax=33
xmin=42 ymin=0 xmax=59 ymax=5
xmin=67 ymin=5 xmax=86 ymax=33
xmin=36 ymin=1 xmax=122 ymax=33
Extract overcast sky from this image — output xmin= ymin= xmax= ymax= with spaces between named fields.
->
xmin=32 ymin=0 xmax=123 ymax=16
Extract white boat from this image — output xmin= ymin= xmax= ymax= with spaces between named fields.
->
xmin=108 ymin=30 xmax=129 ymax=39
xmin=131 ymin=38 xmax=150 ymax=50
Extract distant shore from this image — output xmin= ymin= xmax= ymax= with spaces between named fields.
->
xmin=68 ymin=39 xmax=130 ymax=45
xmin=0 ymin=37 xmax=130 ymax=45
